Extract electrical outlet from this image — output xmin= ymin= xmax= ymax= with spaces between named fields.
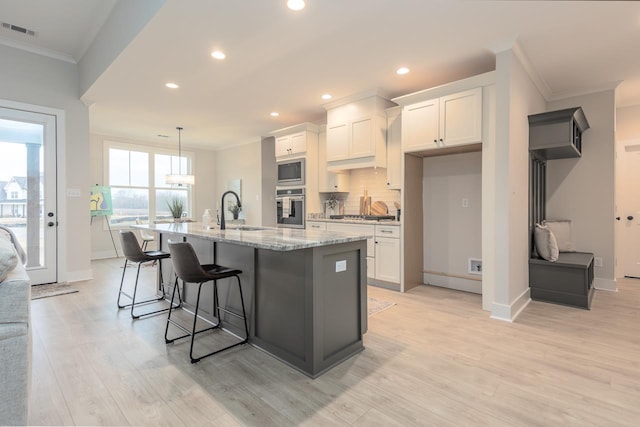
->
xmin=462 ymin=198 xmax=469 ymax=208
xmin=594 ymin=257 xmax=603 ymax=267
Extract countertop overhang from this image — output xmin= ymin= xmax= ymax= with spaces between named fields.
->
xmin=135 ymin=222 xmax=371 ymax=251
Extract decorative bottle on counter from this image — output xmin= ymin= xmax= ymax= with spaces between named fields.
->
xmin=202 ymin=209 xmax=211 ymax=229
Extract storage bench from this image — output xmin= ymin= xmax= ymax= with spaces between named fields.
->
xmin=529 ymin=252 xmax=594 ymax=309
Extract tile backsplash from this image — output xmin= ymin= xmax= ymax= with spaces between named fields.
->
xmin=320 ymin=168 xmax=401 ymax=216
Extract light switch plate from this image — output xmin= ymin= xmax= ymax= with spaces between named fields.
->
xmin=66 ymin=188 xmax=81 ymax=197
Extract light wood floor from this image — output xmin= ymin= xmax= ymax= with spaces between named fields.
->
xmin=28 ymin=258 xmax=640 ymax=426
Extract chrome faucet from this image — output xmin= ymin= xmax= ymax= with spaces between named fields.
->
xmin=220 ymin=190 xmax=242 ymax=230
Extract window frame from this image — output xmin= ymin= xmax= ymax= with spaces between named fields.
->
xmin=103 ymin=140 xmax=194 ymax=229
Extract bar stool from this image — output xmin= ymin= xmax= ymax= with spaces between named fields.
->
xmin=165 ymin=241 xmax=249 ymax=363
xmin=136 ymin=218 xmax=156 ymax=251
xmin=118 ymin=231 xmax=179 ymax=319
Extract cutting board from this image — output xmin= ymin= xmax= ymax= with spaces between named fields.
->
xmin=360 ymin=196 xmax=372 ymax=215
xmin=371 ymin=201 xmax=388 ymax=215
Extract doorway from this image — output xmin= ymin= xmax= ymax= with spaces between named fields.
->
xmin=0 ymin=107 xmax=57 ymax=284
xmin=616 ymin=141 xmax=640 ymax=278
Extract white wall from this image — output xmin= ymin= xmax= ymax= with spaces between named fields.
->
xmin=423 ymin=151 xmax=482 ymax=293
xmin=214 ymin=141 xmax=264 ymax=226
xmin=547 ymin=90 xmax=617 ymax=290
xmin=492 ymin=48 xmax=546 ymax=320
xmin=615 ymin=105 xmax=640 ymax=278
xmin=336 ymin=168 xmax=401 ymax=216
xmin=89 ymin=133 xmax=216 ymax=259
xmin=0 ymin=44 xmax=91 ymax=281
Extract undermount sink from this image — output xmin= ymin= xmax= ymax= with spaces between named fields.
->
xmin=229 ymin=225 xmax=268 ymax=231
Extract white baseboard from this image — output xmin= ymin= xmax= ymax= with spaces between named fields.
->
xmin=594 ymin=277 xmax=617 ymax=292
xmin=91 ymin=250 xmax=120 ymax=260
xmin=490 ymin=287 xmax=531 ymax=322
xmin=64 ymin=269 xmax=93 ymax=283
xmin=423 ymin=273 xmax=482 ymax=294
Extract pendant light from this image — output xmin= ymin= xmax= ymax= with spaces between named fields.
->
xmin=165 ymin=126 xmax=195 ymax=186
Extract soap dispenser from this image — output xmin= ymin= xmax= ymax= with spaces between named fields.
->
xmin=202 ymin=209 xmax=211 ymax=229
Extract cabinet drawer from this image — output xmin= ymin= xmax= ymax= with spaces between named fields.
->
xmin=375 ymin=225 xmax=399 ymax=238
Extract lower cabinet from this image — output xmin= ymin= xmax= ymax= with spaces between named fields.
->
xmin=374 ymin=225 xmax=400 ymax=284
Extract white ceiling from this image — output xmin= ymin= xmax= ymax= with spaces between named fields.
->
xmin=1 ymin=0 xmax=640 ymax=150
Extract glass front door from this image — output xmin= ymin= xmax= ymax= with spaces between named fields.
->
xmin=0 ymin=107 xmax=57 ymax=284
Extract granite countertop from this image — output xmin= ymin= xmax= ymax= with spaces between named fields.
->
xmin=306 ymin=218 xmax=401 ymax=226
xmin=135 ymin=223 xmax=372 ymax=251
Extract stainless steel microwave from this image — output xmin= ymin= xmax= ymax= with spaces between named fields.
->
xmin=277 ymin=159 xmax=305 ymax=186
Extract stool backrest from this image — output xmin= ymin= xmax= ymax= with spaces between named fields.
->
xmin=119 ymin=231 xmax=147 ymax=262
xmin=168 ymin=241 xmax=211 ymax=283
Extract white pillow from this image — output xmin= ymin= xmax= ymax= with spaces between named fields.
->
xmin=0 ymin=238 xmax=19 ymax=282
xmin=543 ymin=220 xmax=575 ymax=252
xmin=534 ymin=223 xmax=559 ymax=262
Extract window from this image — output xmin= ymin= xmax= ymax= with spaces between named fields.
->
xmin=105 ymin=142 xmax=193 ymax=227
xmin=10 ymin=191 xmax=18 ymax=199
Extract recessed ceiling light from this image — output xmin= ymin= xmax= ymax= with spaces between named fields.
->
xmin=396 ymin=67 xmax=410 ymax=75
xmin=270 ymin=112 xmax=280 ymax=117
xmin=165 ymin=82 xmax=179 ymax=89
xmin=287 ymin=0 xmax=305 ymax=11
xmin=211 ymin=50 xmax=226 ymax=60
xmin=321 ymin=93 xmax=332 ymax=100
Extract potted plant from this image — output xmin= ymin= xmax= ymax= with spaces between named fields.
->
xmin=228 ymin=202 xmax=242 ymax=220
xmin=167 ymin=197 xmax=184 ymax=221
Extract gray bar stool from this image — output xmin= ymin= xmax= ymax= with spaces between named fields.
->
xmin=165 ymin=241 xmax=249 ymax=363
xmin=118 ymin=231 xmax=179 ymax=319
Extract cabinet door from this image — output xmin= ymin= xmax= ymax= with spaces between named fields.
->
xmin=350 ymin=116 xmax=374 ymax=158
xmin=439 ymin=87 xmax=482 ymax=147
xmin=402 ymin=98 xmax=439 ymax=152
xmin=374 ymin=237 xmax=400 ymax=283
xmin=326 ymin=122 xmax=349 ymax=161
xmin=331 ymin=172 xmax=350 ymax=192
xmin=386 ymin=112 xmax=402 ymax=189
xmin=275 ymin=135 xmax=291 ymax=157
xmin=289 ymin=131 xmax=307 ymax=155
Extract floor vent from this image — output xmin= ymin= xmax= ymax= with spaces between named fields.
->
xmin=1 ymin=22 xmax=37 ymax=37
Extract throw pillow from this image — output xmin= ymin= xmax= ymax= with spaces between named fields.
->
xmin=0 ymin=238 xmax=19 ymax=282
xmin=534 ymin=223 xmax=559 ymax=262
xmin=543 ymin=220 xmax=576 ymax=252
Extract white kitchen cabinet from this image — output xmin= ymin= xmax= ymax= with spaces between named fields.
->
xmin=374 ymin=224 xmax=401 ymax=284
xmin=325 ymin=94 xmax=395 ymax=170
xmin=306 ymin=221 xmax=326 ymax=231
xmin=386 ymin=106 xmax=402 ymax=190
xmin=318 ymin=129 xmax=350 ymax=192
xmin=271 ymin=123 xmax=320 ymax=160
xmin=374 ymin=237 xmax=401 ymax=283
xmin=402 ymin=87 xmax=482 ymax=153
xmin=275 ymin=131 xmax=307 ymax=158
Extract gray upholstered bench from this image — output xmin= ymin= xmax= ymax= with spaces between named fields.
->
xmin=529 ymin=252 xmax=594 ymax=309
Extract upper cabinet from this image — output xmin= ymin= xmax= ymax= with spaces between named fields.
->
xmin=271 ymin=122 xmax=320 ymax=160
xmin=385 ymin=106 xmax=402 ymax=190
xmin=528 ymin=107 xmax=590 ymax=160
xmin=324 ymin=93 xmax=396 ymax=171
xmin=318 ymin=128 xmax=350 ymax=193
xmin=401 ymin=87 xmax=482 ymax=153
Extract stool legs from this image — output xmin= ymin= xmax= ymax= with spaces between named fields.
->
xmin=118 ymin=259 xmax=176 ymax=319
xmin=165 ymin=274 xmax=249 ymax=364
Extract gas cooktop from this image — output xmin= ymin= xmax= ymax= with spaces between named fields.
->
xmin=330 ymin=215 xmax=396 ymax=221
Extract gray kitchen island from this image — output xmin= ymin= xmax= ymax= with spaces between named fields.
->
xmin=136 ymin=222 xmax=369 ymax=378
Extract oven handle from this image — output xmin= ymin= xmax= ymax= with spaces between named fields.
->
xmin=276 ymin=197 xmax=305 ymax=202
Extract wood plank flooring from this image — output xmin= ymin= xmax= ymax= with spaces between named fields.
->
xmin=27 ymin=258 xmax=640 ymax=426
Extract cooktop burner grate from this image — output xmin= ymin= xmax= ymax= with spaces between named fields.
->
xmin=330 ymin=215 xmax=396 ymax=221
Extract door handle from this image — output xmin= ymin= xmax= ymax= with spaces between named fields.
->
xmin=47 ymin=221 xmax=55 ymax=227
xmin=627 ymin=216 xmax=634 ymax=221
xmin=47 ymin=212 xmax=54 ymax=217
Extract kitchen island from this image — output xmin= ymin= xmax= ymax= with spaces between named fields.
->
xmin=136 ymin=222 xmax=369 ymax=378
